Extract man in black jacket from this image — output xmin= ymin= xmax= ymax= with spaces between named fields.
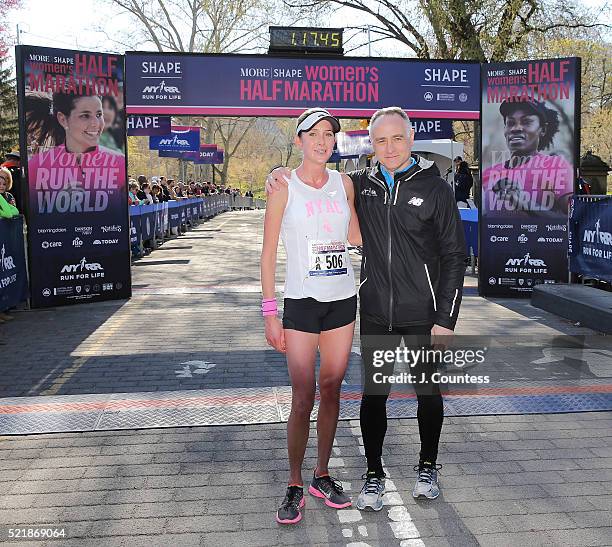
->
xmin=267 ymin=107 xmax=466 ymax=507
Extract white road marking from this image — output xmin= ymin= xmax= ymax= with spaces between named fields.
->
xmin=175 ymin=360 xmax=216 ymax=378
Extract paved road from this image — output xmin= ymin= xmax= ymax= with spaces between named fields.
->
xmin=0 ymin=210 xmax=611 ymax=546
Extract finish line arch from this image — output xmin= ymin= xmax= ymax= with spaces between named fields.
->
xmin=125 ymin=52 xmax=480 ymax=121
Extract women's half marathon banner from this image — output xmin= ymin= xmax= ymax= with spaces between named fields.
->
xmin=125 ymin=53 xmax=480 ymax=119
xmin=479 ymin=57 xmax=580 ymax=297
xmin=15 ymin=45 xmax=131 ymax=308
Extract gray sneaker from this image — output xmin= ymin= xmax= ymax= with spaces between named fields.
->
xmin=356 ymin=472 xmax=386 ymax=511
xmin=412 ymin=462 xmax=441 ymax=499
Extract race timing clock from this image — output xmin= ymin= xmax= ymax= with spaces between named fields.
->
xmin=269 ymin=27 xmax=344 ymax=55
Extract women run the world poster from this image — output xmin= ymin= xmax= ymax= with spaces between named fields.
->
xmin=16 ymin=45 xmax=131 ymax=308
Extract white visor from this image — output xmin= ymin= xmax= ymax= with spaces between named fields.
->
xmin=296 ymin=110 xmax=341 ymax=135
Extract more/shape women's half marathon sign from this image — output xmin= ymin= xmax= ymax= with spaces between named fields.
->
xmin=125 ymin=53 xmax=480 ymax=119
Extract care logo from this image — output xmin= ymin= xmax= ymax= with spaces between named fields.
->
xmin=490 ymin=235 xmax=508 ymax=243
xmin=42 ymin=241 xmax=62 ymax=249
xmin=60 ymin=257 xmax=104 ymax=274
xmin=0 ymin=244 xmax=16 ymax=271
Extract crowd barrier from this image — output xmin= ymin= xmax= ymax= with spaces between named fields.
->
xmin=0 ymin=215 xmax=29 ymax=312
xmin=459 ymin=207 xmax=478 ymax=273
xmin=229 ymin=196 xmax=266 ymax=210
xmin=129 ymin=195 xmax=231 ymax=256
xmin=569 ymin=195 xmax=612 ymax=283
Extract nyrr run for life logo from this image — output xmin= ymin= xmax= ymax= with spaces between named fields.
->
xmin=584 ymin=219 xmax=612 ymax=246
xmin=0 ymin=244 xmax=16 ymax=271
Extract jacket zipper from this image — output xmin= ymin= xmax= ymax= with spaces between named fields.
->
xmin=366 ymin=164 xmax=421 ymax=332
xmin=387 ymin=193 xmax=393 ymax=331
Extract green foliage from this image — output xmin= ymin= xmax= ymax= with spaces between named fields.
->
xmin=0 ymin=59 xmax=19 ymax=156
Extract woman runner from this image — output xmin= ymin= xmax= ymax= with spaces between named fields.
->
xmin=261 ymin=108 xmax=361 ymax=524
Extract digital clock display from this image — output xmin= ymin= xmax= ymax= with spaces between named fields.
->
xmin=269 ymin=27 xmax=343 ymax=53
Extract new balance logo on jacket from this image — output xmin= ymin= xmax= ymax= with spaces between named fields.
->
xmin=408 ymin=197 xmax=424 ymax=206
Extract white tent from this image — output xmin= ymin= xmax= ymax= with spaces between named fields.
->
xmin=412 ymin=139 xmax=464 ymax=184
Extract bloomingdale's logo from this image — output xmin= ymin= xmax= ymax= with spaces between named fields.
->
xmin=583 ymin=219 xmax=612 ymax=246
xmin=0 ymin=244 xmax=16 ymax=271
xmin=60 ymin=257 xmax=104 ymax=273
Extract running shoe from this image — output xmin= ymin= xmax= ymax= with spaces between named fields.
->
xmin=412 ymin=461 xmax=441 ymax=499
xmin=276 ymin=486 xmax=304 ymax=524
xmin=308 ymin=473 xmax=351 ymax=508
xmin=356 ymin=471 xmax=386 ymax=511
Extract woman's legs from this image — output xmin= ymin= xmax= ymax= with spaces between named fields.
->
xmin=284 ymin=329 xmax=319 ymax=485
xmin=315 ymin=321 xmax=355 ymax=476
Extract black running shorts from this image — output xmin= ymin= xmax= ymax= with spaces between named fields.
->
xmin=283 ymin=295 xmax=357 ymax=334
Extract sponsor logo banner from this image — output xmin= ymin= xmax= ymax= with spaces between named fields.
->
xmin=149 ymin=126 xmax=200 ymax=152
xmin=479 ymin=57 xmax=579 ymax=296
xmin=127 ymin=115 xmax=171 ymax=136
xmin=569 ymin=196 xmax=612 ymax=282
xmin=125 ymin=53 xmax=480 ymax=119
xmin=16 ymin=45 xmax=132 ymax=307
xmin=0 ymin=217 xmax=28 ymax=309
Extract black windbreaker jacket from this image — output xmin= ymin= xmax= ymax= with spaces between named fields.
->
xmin=349 ymin=154 xmax=466 ymax=331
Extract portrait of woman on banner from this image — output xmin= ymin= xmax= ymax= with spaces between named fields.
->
xmin=481 ymin=98 xmax=574 ymax=217
xmin=25 ymin=91 xmax=126 ymax=215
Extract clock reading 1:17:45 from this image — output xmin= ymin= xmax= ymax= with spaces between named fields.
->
xmin=291 ymin=30 xmax=341 ymax=48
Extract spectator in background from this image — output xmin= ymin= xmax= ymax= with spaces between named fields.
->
xmin=160 ymin=179 xmax=171 ymax=200
xmin=0 ymin=167 xmax=17 ymax=207
xmin=138 ymin=182 xmax=155 ymax=204
xmin=1 ymin=151 xmax=22 ymax=211
xmin=152 ymin=184 xmax=165 ymax=202
xmin=454 ymin=161 xmax=473 ymax=206
xmin=128 ymin=182 xmax=141 ymax=205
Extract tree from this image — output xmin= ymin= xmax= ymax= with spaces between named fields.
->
xmin=286 ymin=0 xmax=610 ymax=62
xmin=0 ymin=58 xmax=18 ymax=156
xmin=104 ymin=0 xmax=293 ymax=53
xmin=211 ymin=117 xmax=257 ymax=185
xmin=0 ymin=0 xmax=22 ymax=58
xmin=104 ymin=0 xmax=309 ymax=186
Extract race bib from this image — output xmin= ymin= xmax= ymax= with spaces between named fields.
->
xmin=308 ymin=240 xmax=348 ymax=277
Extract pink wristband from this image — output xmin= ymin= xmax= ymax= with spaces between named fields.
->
xmin=262 ymin=309 xmax=277 ymax=317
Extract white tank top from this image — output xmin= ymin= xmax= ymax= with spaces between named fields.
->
xmin=281 ymin=168 xmax=356 ymax=302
